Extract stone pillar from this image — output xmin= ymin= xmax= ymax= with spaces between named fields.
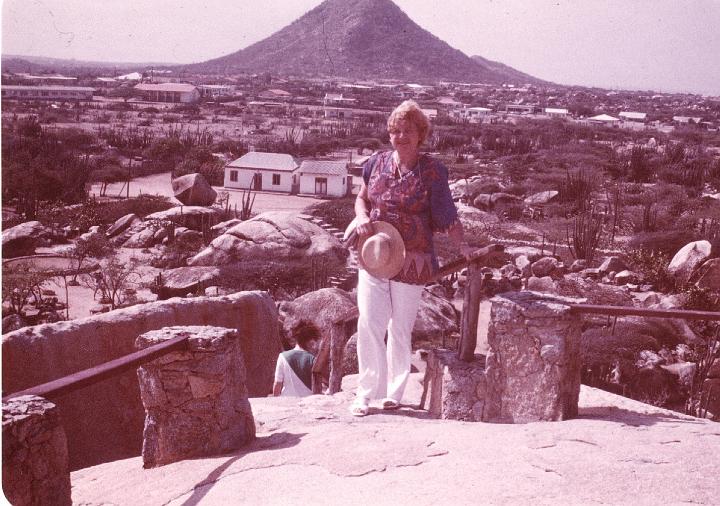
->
xmin=135 ymin=326 xmax=255 ymax=468
xmin=483 ymin=291 xmax=584 ymax=423
xmin=2 ymin=395 xmax=71 ymax=506
xmin=426 ymin=349 xmax=486 ymax=421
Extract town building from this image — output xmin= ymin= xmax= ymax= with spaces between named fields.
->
xmin=297 ymin=160 xmax=350 ymax=197
xmin=544 ymin=107 xmax=569 ymax=118
xmin=134 ymin=83 xmax=200 ymax=103
xmin=619 ymin=111 xmax=647 ymax=123
xmin=1 ymin=85 xmax=95 ymax=101
xmin=224 ymin=152 xmax=298 ymax=193
xmin=198 ymin=84 xmax=235 ymax=98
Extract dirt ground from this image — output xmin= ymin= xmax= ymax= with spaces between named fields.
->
xmin=88 ymin=171 xmax=325 ymax=214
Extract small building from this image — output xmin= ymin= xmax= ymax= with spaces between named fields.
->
xmin=134 ymin=83 xmax=200 ymax=103
xmin=198 ymin=84 xmax=235 ymax=98
xmin=323 ymin=93 xmax=356 ymax=106
xmin=297 ymin=160 xmax=349 ymax=197
xmin=1 ymin=85 xmax=95 ymax=101
xmin=587 ymin=113 xmax=620 ymax=125
xmin=673 ymin=116 xmax=703 ymax=126
xmin=544 ymin=107 xmax=569 ymax=118
xmin=258 ymin=89 xmax=291 ymax=100
xmin=224 ymin=152 xmax=298 ymax=193
xmin=505 ymin=104 xmax=537 ymax=114
xmin=619 ymin=111 xmax=647 ymax=123
xmin=462 ymin=106 xmax=492 ymax=122
xmin=324 ymin=107 xmax=354 ymax=119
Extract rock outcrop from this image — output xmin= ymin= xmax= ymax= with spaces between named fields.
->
xmin=188 ymin=211 xmax=347 ymax=268
xmin=2 ymin=221 xmax=47 ymax=258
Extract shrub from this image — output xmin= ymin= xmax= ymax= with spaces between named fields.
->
xmin=306 ymin=196 xmax=355 ymax=231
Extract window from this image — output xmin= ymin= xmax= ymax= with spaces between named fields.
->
xmin=272 ymin=174 xmax=281 ymax=185
xmin=230 ymin=170 xmax=238 ymax=182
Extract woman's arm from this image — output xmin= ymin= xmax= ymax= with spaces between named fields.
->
xmin=354 ymin=181 xmax=374 ymax=237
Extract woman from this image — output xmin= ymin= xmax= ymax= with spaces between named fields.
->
xmin=351 ymin=100 xmax=472 ymax=416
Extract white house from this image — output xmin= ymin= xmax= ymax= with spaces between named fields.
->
xmin=224 ymin=152 xmax=298 ymax=193
xmin=297 ymin=160 xmax=349 ymax=198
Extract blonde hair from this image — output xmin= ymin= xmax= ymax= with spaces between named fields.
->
xmin=387 ymin=100 xmax=430 ymax=145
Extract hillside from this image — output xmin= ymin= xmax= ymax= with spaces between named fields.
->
xmin=189 ymin=0 xmax=540 ymax=84
xmin=471 ymin=54 xmax=548 ymax=85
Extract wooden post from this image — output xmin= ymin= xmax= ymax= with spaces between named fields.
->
xmin=458 ymin=263 xmax=483 ymax=362
xmin=328 ymin=321 xmax=345 ymax=394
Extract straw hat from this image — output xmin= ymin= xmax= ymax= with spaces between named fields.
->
xmin=355 ymin=221 xmax=406 ymax=280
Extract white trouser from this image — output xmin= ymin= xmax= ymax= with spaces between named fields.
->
xmin=356 ymin=269 xmax=425 ymax=403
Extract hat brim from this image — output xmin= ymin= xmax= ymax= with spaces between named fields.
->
xmin=357 ymin=221 xmax=406 ymax=280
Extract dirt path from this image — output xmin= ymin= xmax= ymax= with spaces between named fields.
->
xmin=89 ymin=172 xmax=324 ymax=214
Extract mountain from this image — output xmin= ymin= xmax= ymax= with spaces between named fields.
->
xmin=189 ymin=0 xmax=540 ymax=84
xmin=1 ymin=54 xmax=169 ymax=74
xmin=471 ymin=55 xmax=546 ymax=86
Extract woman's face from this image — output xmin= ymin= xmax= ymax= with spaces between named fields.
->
xmin=389 ymin=119 xmax=420 ymax=154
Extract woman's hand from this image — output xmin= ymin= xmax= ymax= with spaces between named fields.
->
xmin=355 ymin=215 xmax=373 ymax=237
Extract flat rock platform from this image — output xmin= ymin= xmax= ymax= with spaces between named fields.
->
xmin=71 ymin=374 xmax=720 ymax=505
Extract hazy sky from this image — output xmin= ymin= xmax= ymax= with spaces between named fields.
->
xmin=2 ymin=0 xmax=719 ymax=95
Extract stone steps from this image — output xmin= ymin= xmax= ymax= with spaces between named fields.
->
xmin=300 ymin=213 xmax=358 ymax=289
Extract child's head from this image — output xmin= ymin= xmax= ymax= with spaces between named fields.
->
xmin=293 ymin=320 xmax=320 ymax=351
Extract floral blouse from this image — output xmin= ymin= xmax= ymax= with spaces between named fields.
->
xmin=362 ymin=151 xmax=459 ymax=285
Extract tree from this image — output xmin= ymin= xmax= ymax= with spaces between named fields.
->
xmin=81 ymin=254 xmax=141 ymax=309
xmin=2 ymin=262 xmax=52 ymax=316
xmin=69 ymin=233 xmax=113 ymax=284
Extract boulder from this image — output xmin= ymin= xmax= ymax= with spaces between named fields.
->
xmin=506 ymin=246 xmax=544 ymax=262
xmin=145 ymin=206 xmax=222 ymax=231
xmin=527 ymin=276 xmax=557 ymax=293
xmin=660 ymin=361 xmax=696 ymax=394
xmin=524 ymin=190 xmax=558 ymax=205
xmin=472 ymin=194 xmax=493 ymax=211
xmin=531 ymin=256 xmax=560 ymax=278
xmin=598 ymin=256 xmax=628 ymax=274
xmin=106 ymin=214 xmax=141 ymax=238
xmin=449 ymin=176 xmax=486 ymax=202
xmin=627 ymin=366 xmax=682 ymax=405
xmin=412 ymin=289 xmax=459 ymax=344
xmin=172 ymin=173 xmax=217 ymax=206
xmin=1 ymin=221 xmax=46 ymax=258
xmin=614 ymin=270 xmax=639 ymax=285
xmin=491 ymin=193 xmax=523 ymax=207
xmin=277 ymin=288 xmax=358 ymax=344
xmin=692 ymin=258 xmax=720 ymax=291
xmin=570 ymin=259 xmax=587 ymax=273
xmin=668 ymin=240 xmax=712 ymax=280
xmin=555 ymin=275 xmax=635 ymax=306
xmin=188 ymin=211 xmax=347 ymax=268
xmin=343 ymin=333 xmax=359 ymax=376
xmin=123 ymin=223 xmax=160 ymax=248
xmin=156 ymin=266 xmax=223 ymax=300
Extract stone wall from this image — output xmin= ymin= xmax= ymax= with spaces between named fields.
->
xmin=2 ymin=291 xmax=280 ymax=471
xmin=2 ymin=395 xmax=71 ymax=506
xmin=136 ymin=326 xmax=255 ymax=467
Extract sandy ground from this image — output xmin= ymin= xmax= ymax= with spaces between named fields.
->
xmin=88 ymin=171 xmax=325 ymax=214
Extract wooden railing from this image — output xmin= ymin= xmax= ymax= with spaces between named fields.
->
xmin=2 ymin=334 xmax=189 ymax=402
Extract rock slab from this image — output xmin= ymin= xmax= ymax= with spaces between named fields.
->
xmin=136 ymin=326 xmax=255 ymax=467
xmin=483 ymin=291 xmax=584 ymax=423
xmin=2 ymin=395 xmax=71 ymax=506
